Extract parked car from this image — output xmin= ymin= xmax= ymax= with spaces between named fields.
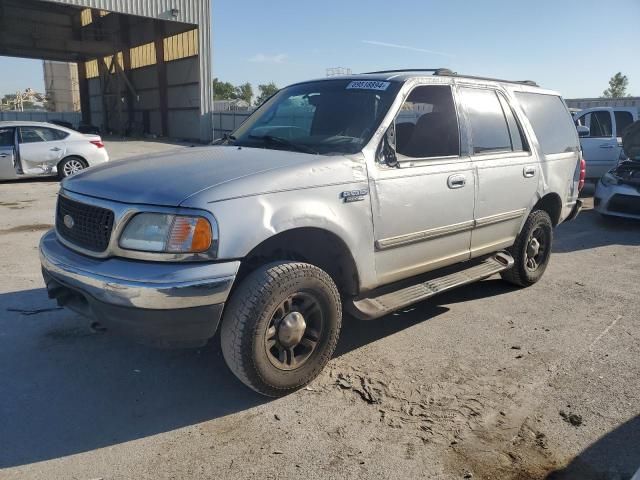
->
xmin=594 ymin=120 xmax=640 ymax=219
xmin=77 ymin=123 xmax=101 ymax=135
xmin=0 ymin=121 xmax=108 ymax=180
xmin=50 ymin=119 xmax=74 ymax=130
xmin=39 ymin=70 xmax=584 ymax=396
xmin=574 ymin=107 xmax=638 ymax=180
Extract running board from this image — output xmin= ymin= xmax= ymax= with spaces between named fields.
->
xmin=348 ymin=252 xmax=514 ymax=320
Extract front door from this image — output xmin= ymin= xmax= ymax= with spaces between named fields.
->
xmin=18 ymin=126 xmax=67 ymax=174
xmin=0 ymin=127 xmax=17 ymax=180
xmin=370 ymin=84 xmax=475 ymax=285
xmin=575 ymin=108 xmax=619 ymax=179
xmin=457 ymin=86 xmax=539 ymax=257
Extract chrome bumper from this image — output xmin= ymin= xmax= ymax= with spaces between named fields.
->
xmin=39 ymin=229 xmax=239 ymax=310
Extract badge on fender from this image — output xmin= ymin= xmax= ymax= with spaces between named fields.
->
xmin=340 ymin=189 xmax=369 ymax=203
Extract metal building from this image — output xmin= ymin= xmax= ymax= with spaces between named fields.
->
xmin=43 ymin=61 xmax=81 ymax=112
xmin=0 ymin=0 xmax=213 ymax=142
xmin=566 ymin=97 xmax=640 ymax=110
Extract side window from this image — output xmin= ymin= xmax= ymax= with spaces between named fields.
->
xmin=394 ymin=85 xmax=460 ymax=159
xmin=0 ymin=128 xmax=15 ymax=148
xmin=19 ymin=127 xmax=67 ymax=144
xmin=590 ymin=111 xmax=613 ymax=137
xmin=515 ymin=92 xmax=578 ymax=155
xmin=459 ymin=87 xmax=512 ymax=154
xmin=497 ymin=94 xmax=528 ymax=152
xmin=614 ymin=111 xmax=634 ymax=137
xmin=50 ymin=128 xmax=70 ymax=140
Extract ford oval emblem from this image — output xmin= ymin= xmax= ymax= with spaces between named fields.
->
xmin=63 ymin=214 xmax=75 ymax=229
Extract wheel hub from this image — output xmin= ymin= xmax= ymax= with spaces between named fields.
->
xmin=277 ymin=311 xmax=306 ymax=348
xmin=527 ymin=237 xmax=541 ymax=258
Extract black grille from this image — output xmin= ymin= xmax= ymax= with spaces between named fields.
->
xmin=608 ymin=194 xmax=640 ymax=216
xmin=56 ymin=196 xmax=114 ymax=252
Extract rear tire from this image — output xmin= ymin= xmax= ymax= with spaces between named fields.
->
xmin=501 ymin=210 xmax=553 ymax=287
xmin=220 ymin=262 xmax=342 ymax=397
xmin=58 ymin=157 xmax=87 ymax=180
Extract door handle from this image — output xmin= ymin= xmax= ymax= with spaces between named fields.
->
xmin=599 ymin=144 xmax=615 ymax=149
xmin=447 ymin=174 xmax=466 ymax=189
xmin=523 ymin=166 xmax=537 ymax=178
xmin=0 ymin=153 xmax=8 ymax=158
xmin=50 ymin=147 xmax=62 ymax=152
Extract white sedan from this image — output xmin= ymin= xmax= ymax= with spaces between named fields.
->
xmin=0 ymin=121 xmax=109 ymax=180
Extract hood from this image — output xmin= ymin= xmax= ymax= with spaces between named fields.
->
xmin=63 ymin=146 xmax=366 ymax=206
xmin=610 ymin=160 xmax=640 ymax=187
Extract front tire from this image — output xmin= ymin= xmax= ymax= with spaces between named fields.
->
xmin=501 ymin=210 xmax=553 ymax=287
xmin=220 ymin=262 xmax=342 ymax=397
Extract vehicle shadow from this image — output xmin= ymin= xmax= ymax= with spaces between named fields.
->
xmin=0 ymin=280 xmax=515 ymax=468
xmin=553 ymin=208 xmax=640 ymax=253
xmin=0 ymin=177 xmax=59 ymax=185
xmin=545 ymin=415 xmax=640 ymax=479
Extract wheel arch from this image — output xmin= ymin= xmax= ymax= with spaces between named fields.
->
xmin=236 ymin=227 xmax=361 ymax=297
xmin=532 ymin=192 xmax=563 ymax=226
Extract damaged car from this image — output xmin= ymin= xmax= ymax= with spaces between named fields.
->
xmin=595 ymin=120 xmax=640 ymax=219
xmin=39 ymin=70 xmax=584 ymax=396
xmin=0 ymin=121 xmax=108 ymax=181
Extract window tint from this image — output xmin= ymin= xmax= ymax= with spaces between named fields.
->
xmin=497 ymin=94 xmax=527 ymax=152
xmin=20 ymin=127 xmax=68 ymax=144
xmin=460 ymin=87 xmax=512 ymax=154
xmin=394 ymin=85 xmax=460 ymax=158
xmin=615 ymin=111 xmax=634 ymax=136
xmin=515 ymin=92 xmax=578 ymax=154
xmin=590 ymin=111 xmax=613 ymax=137
xmin=0 ymin=128 xmax=14 ymax=148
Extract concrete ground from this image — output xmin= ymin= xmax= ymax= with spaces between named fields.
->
xmin=0 ymin=154 xmax=639 ymax=480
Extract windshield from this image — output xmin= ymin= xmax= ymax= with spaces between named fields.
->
xmin=229 ymin=79 xmax=401 ymax=155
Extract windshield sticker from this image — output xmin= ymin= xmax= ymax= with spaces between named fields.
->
xmin=346 ymin=81 xmax=391 ymax=91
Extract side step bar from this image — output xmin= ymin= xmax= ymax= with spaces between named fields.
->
xmin=348 ymin=252 xmax=514 ymax=320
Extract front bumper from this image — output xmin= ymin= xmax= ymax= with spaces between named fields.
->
xmin=40 ymin=230 xmax=239 ymax=347
xmin=594 ymin=181 xmax=640 ymax=220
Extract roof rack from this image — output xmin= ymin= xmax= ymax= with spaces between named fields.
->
xmin=363 ymin=68 xmax=454 ymax=75
xmin=361 ymin=68 xmax=539 ymax=87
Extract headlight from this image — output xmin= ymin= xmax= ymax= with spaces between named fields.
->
xmin=120 ymin=213 xmax=214 ymax=254
xmin=600 ymin=172 xmax=620 ymax=187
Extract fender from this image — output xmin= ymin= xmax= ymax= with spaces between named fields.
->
xmin=209 ymin=184 xmax=379 ymax=292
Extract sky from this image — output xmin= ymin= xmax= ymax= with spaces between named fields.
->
xmin=1 ymin=0 xmax=639 ymax=99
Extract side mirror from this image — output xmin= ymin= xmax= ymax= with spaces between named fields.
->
xmin=377 ymin=125 xmax=399 ymax=168
xmin=577 ymin=125 xmax=590 ymax=138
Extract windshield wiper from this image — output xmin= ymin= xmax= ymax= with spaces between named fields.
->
xmin=248 ymin=134 xmax=318 ymax=154
xmin=212 ymin=133 xmax=236 ymax=146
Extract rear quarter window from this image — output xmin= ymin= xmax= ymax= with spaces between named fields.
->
xmin=515 ymin=92 xmax=578 ymax=155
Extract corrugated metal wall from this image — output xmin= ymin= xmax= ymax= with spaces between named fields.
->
xmin=47 ymin=0 xmax=205 ymax=25
xmin=43 ymin=0 xmax=213 ymax=142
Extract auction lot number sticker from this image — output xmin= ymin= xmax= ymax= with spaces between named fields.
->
xmin=346 ymin=81 xmax=391 ymax=91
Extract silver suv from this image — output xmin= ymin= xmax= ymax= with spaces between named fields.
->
xmin=40 ymin=69 xmax=584 ymax=396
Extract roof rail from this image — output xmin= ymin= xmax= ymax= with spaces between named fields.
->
xmin=360 ymin=68 xmax=539 ymax=87
xmin=435 ymin=71 xmax=539 ymax=87
xmin=362 ymin=68 xmax=453 ymax=75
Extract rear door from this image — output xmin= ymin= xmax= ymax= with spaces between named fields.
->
xmin=18 ymin=126 xmax=68 ymax=174
xmin=370 ymin=84 xmax=476 ymax=285
xmin=0 ymin=127 xmax=18 ymax=179
xmin=458 ymin=86 xmax=538 ymax=257
xmin=575 ymin=108 xmax=619 ymax=179
xmin=614 ymin=109 xmax=635 ymax=137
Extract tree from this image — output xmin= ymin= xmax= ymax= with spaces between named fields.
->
xmin=234 ymin=82 xmax=253 ymax=104
xmin=255 ymin=82 xmax=279 ymax=106
xmin=602 ymin=72 xmax=630 ymax=98
xmin=212 ymin=78 xmax=236 ymax=100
